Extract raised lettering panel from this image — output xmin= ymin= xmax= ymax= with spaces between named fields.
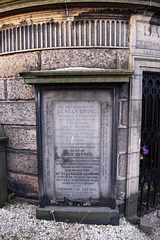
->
xmin=54 ymin=101 xmax=101 ymax=200
xmin=42 ymin=89 xmax=113 ymax=203
xmin=136 ymin=21 xmax=160 ymax=50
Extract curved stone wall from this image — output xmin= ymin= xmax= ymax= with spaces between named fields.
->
xmin=0 ymin=6 xmax=130 ymax=202
xmin=0 ymin=1 xmax=160 ymax=221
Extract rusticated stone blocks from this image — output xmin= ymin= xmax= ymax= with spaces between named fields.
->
xmin=7 ymin=78 xmax=35 ymax=100
xmin=0 ymin=52 xmax=40 ymax=78
xmin=0 ymin=102 xmax=36 ymax=126
xmin=8 ymin=172 xmax=38 ymax=199
xmin=0 ymin=80 xmax=5 ymax=100
xmin=41 ymin=49 xmax=129 ymax=70
xmin=4 ymin=126 xmax=37 ymax=151
xmin=0 ymin=34 xmax=130 ymax=206
xmin=0 ymin=53 xmax=38 ymax=199
xmin=7 ymin=150 xmax=38 ymax=175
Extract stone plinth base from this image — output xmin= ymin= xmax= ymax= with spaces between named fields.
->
xmin=36 ymin=206 xmax=119 ymax=225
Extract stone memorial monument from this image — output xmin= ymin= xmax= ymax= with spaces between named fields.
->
xmin=0 ymin=0 xmax=160 ymax=225
xmin=21 ymin=68 xmax=133 ymax=225
xmin=38 ymin=87 xmax=118 ymax=224
xmin=42 ymin=89 xmax=112 ymax=205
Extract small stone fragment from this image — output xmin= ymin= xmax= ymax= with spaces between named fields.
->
xmin=139 ymin=217 xmax=152 ymax=234
xmin=157 ymin=210 xmax=160 ymax=218
xmin=150 ymin=236 xmax=160 ymax=240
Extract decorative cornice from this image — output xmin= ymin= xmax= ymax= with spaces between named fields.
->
xmin=20 ymin=68 xmax=134 ymax=84
xmin=0 ymin=1 xmax=160 ymax=17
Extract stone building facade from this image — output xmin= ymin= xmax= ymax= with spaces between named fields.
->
xmin=0 ymin=0 xmax=160 ymax=222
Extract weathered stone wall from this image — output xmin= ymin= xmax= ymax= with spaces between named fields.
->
xmin=0 ymin=6 xmax=130 ymax=207
xmin=41 ymin=49 xmax=129 ymax=70
xmin=116 ymin=83 xmax=129 ymax=212
xmin=0 ymin=47 xmax=129 ymax=201
xmin=126 ymin=13 xmax=160 ymax=221
xmin=0 ymin=1 xmax=159 ymax=223
xmin=0 ymin=52 xmax=40 ymax=199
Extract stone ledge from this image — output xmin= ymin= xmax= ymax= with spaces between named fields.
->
xmin=36 ymin=205 xmax=119 ymax=225
xmin=20 ymin=68 xmax=134 ymax=84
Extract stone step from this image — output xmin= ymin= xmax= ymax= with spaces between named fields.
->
xmin=36 ymin=206 xmax=119 ymax=225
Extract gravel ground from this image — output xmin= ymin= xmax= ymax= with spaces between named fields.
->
xmin=0 ymin=203 xmax=156 ymax=240
xmin=143 ymin=210 xmax=160 ymax=240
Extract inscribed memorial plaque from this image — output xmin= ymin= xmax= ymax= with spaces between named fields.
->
xmin=42 ymin=89 xmax=113 ymax=204
xmin=54 ymin=101 xmax=100 ymax=200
